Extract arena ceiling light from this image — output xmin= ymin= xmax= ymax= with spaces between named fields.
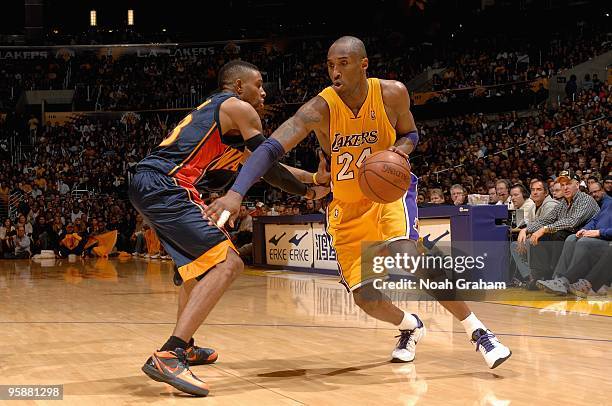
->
xmin=90 ymin=10 xmax=97 ymax=27
xmin=128 ymin=9 xmax=134 ymax=26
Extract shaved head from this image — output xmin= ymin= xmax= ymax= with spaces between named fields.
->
xmin=329 ymin=36 xmax=367 ymax=59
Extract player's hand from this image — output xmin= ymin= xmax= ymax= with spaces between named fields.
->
xmin=387 ymin=146 xmax=409 ymax=160
xmin=307 ymin=185 xmax=331 ymax=200
xmin=203 ymin=190 xmax=242 ymax=228
xmin=575 ymin=229 xmax=586 ymax=238
xmin=529 ymin=227 xmax=546 ymax=246
xmin=315 ymin=149 xmax=331 ymax=186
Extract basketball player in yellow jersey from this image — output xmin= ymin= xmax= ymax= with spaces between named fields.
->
xmin=206 ymin=36 xmax=511 ymax=369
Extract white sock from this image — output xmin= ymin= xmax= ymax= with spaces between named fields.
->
xmin=397 ymin=311 xmax=419 ymax=331
xmin=460 ymin=312 xmax=487 ymax=338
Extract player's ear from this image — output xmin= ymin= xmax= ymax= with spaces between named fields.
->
xmin=235 ymin=78 xmax=243 ymax=94
xmin=361 ymin=57 xmax=369 ymax=71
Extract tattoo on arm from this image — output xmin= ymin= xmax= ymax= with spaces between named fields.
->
xmin=273 ymin=97 xmax=324 ymax=150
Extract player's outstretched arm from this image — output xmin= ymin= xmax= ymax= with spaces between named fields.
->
xmin=204 ymin=97 xmax=328 ymax=226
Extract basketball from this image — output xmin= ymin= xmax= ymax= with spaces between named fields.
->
xmin=358 ymin=150 xmax=411 ymax=203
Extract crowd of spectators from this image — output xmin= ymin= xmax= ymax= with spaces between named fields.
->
xmin=1 ymin=20 xmax=609 ymax=112
xmin=0 ymin=24 xmax=609 ymax=297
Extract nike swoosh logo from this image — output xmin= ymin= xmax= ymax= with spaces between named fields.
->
xmin=288 ymin=232 xmax=308 ymax=247
xmin=268 ymin=232 xmax=286 ymax=246
xmin=422 ymin=230 xmax=450 ymax=249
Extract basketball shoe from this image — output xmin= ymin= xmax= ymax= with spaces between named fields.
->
xmin=142 ymin=348 xmax=209 ymax=396
xmin=186 ymin=342 xmax=218 ymax=365
xmin=471 ymin=328 xmax=511 ymax=369
xmin=391 ymin=314 xmax=425 ymax=362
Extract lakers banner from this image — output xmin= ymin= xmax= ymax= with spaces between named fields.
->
xmin=0 ymin=42 xmax=261 ymax=61
xmin=412 ymin=78 xmax=550 ymax=106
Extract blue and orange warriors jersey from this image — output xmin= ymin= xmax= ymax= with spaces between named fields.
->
xmin=138 ymin=92 xmax=246 ymax=191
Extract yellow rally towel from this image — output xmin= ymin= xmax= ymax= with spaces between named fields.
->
xmin=144 ymin=228 xmax=160 ymax=255
xmin=85 ymin=230 xmax=118 ymax=258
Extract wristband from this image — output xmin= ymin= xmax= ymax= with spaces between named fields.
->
xmin=312 ymin=172 xmax=320 ymax=185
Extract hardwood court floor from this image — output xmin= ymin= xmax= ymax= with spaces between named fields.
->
xmin=0 ymin=258 xmax=610 ymax=405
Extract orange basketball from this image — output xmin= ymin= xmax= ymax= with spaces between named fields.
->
xmin=358 ymin=150 xmax=411 ymax=203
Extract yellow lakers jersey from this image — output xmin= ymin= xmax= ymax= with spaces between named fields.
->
xmin=318 ymin=78 xmax=396 ymax=203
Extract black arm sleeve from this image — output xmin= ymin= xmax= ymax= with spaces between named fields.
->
xmin=244 ymin=133 xmax=308 ymax=196
xmin=262 ymin=163 xmax=308 ymax=196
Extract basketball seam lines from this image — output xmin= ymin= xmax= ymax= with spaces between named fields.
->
xmin=360 ymin=170 xmax=388 ymax=202
xmin=364 ymin=169 xmax=407 ymax=194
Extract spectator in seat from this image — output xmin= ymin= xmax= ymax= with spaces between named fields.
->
xmin=32 ymin=215 xmax=52 ymax=254
xmin=0 ymin=218 xmax=16 ymax=255
xmin=551 ymin=180 xmax=563 ymax=200
xmin=536 ymin=181 xmax=611 ymax=295
xmin=303 ymin=199 xmax=318 ymax=214
xmin=604 ymin=175 xmax=612 ymax=198
xmin=71 ymin=206 xmax=83 ymax=223
xmin=8 ymin=225 xmax=32 ymax=259
xmin=488 ymin=186 xmax=498 ymax=204
xmin=450 ymin=184 xmax=467 ymax=206
xmin=17 ymin=214 xmax=33 ymax=236
xmin=131 ymin=214 xmax=146 ymax=257
xmin=510 ymin=184 xmax=529 ymax=210
xmin=510 ymin=183 xmax=530 ymax=227
xmin=50 ymin=216 xmax=64 ymax=251
xmin=428 ymin=188 xmax=445 ymax=205
xmin=417 ymin=193 xmax=426 ymax=206
xmin=511 ymin=180 xmax=559 ymax=282
xmin=495 ymin=179 xmax=512 ymax=208
xmin=525 ymin=180 xmax=558 ymax=225
xmin=58 ymin=223 xmax=85 ymax=258
xmin=588 ymin=180 xmax=607 ymax=206
xmin=518 ymin=170 xmax=599 ymax=288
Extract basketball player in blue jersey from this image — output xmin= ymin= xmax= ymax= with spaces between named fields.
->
xmin=130 ymin=60 xmax=330 ymax=396
xmin=206 ymin=37 xmax=512 ymax=370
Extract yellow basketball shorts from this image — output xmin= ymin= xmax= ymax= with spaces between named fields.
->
xmin=325 ymin=194 xmax=418 ymax=292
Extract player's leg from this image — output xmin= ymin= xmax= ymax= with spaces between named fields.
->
xmin=141 ymin=245 xmax=241 ymax=397
xmin=130 ymin=171 xmax=235 ymax=395
xmin=351 ymin=282 xmax=425 ymax=363
xmin=172 ymin=248 xmax=243 ymax=341
xmin=327 ymin=199 xmax=424 ymax=362
xmin=380 ymin=182 xmax=511 ymax=369
xmin=389 ymin=238 xmax=511 ymax=369
xmin=176 ymin=275 xmax=219 ymax=365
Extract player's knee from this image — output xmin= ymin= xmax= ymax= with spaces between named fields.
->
xmin=387 ymin=239 xmax=419 ymax=257
xmin=352 ymin=286 xmax=382 ymax=313
xmin=223 ymin=251 xmax=244 ymax=279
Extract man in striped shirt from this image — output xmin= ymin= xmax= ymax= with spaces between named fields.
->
xmin=517 ymin=170 xmax=600 ymax=286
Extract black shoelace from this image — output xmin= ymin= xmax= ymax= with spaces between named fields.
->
xmin=395 ymin=329 xmax=414 ymax=349
xmin=474 ymin=332 xmax=496 ymax=353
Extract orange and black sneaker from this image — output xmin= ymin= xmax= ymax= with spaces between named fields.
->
xmin=142 ymin=348 xmax=209 ymax=397
xmin=186 ymin=345 xmax=219 ymax=365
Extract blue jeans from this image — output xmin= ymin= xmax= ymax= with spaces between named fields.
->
xmin=510 ymin=240 xmax=530 ymax=278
